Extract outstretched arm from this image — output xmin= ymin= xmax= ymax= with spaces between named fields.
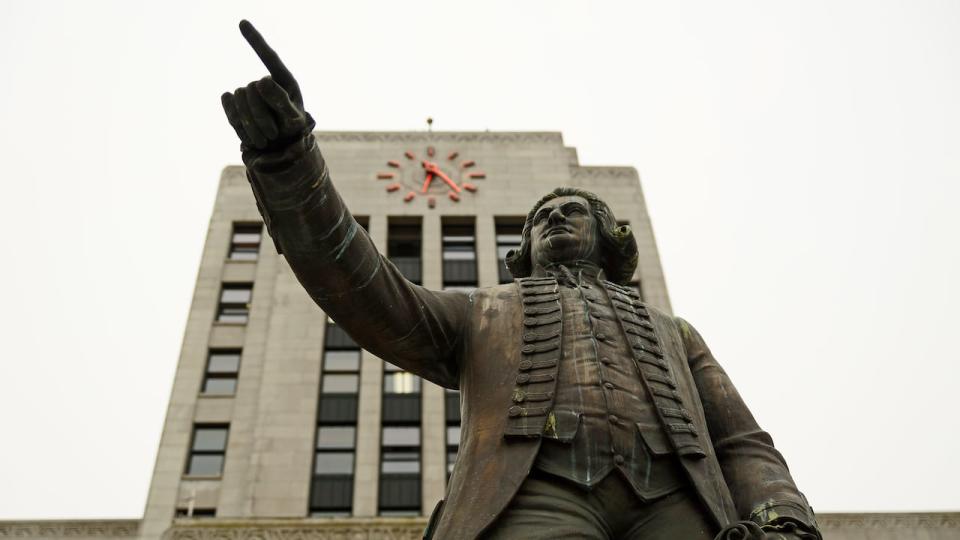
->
xmin=221 ymin=21 xmax=466 ymax=388
xmin=678 ymin=318 xmax=821 ymax=539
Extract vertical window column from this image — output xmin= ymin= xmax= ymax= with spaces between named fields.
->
xmin=310 ymin=319 xmax=361 ymax=517
xmin=442 ymin=221 xmax=478 ymax=292
xmin=379 ymin=362 xmax=422 ymax=515
xmin=495 ymin=219 xmax=524 ymax=284
xmin=440 ymin=220 xmax=474 ymax=482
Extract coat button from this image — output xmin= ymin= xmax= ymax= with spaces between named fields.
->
xmin=516 ymin=374 xmax=530 ymax=384
xmin=603 ymin=382 xmax=614 ymax=390
xmin=613 ymin=454 xmax=625 ymax=465
xmin=608 ymin=415 xmax=619 ymax=424
xmin=595 ymin=333 xmax=607 ymax=341
xmin=518 ymin=360 xmax=532 ymax=370
xmin=600 ymin=357 xmax=612 ymax=365
xmin=508 ymin=406 xmax=523 ymax=417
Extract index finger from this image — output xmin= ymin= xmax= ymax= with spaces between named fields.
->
xmin=239 ymin=20 xmax=299 ymax=97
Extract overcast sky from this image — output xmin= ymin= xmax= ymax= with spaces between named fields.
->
xmin=1 ymin=0 xmax=958 ymax=520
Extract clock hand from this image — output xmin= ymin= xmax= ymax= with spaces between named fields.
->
xmin=433 ymin=168 xmax=461 ymax=193
xmin=421 ymin=172 xmax=434 ymax=193
xmin=423 ymin=162 xmax=462 ymax=193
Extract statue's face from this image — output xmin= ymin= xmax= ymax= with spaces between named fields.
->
xmin=530 ymin=195 xmax=600 ymax=269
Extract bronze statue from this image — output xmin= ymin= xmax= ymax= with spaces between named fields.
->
xmin=221 ymin=21 xmax=822 ymax=540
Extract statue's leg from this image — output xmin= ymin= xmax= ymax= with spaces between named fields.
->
xmin=618 ymin=487 xmax=716 ymax=540
xmin=481 ymin=470 xmax=611 ymax=539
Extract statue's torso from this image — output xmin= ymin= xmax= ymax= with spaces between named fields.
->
xmin=534 ymin=270 xmax=686 ymax=499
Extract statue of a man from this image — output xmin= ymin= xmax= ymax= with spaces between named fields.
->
xmin=221 ymin=21 xmax=822 ymax=540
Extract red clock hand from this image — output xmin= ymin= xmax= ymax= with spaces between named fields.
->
xmin=421 ymin=172 xmax=434 ymax=193
xmin=423 ymin=162 xmax=462 ymax=193
xmin=434 ymin=168 xmax=461 ymax=193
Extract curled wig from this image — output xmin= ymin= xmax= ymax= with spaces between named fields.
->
xmin=504 ymin=187 xmax=639 ymax=285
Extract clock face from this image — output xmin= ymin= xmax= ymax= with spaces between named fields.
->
xmin=376 ymin=146 xmax=484 ymax=208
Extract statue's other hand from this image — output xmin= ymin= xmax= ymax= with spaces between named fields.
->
xmin=221 ymin=20 xmax=312 ymax=151
xmin=714 ymin=520 xmax=819 ymax=540
xmin=714 ymin=521 xmax=765 ymax=540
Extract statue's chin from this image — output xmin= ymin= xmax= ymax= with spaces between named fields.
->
xmin=536 ymin=253 xmax=586 ymax=271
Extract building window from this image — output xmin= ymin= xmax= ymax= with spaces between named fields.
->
xmin=228 ymin=223 xmax=262 ymax=261
xmin=388 ymin=220 xmax=422 ymax=285
xmin=382 ymin=362 xmax=421 ymax=424
xmin=186 ymin=424 xmax=229 ymax=476
xmin=174 ymin=508 xmax=216 ymax=518
xmin=442 ymin=220 xmax=477 ymax=292
xmin=379 ymin=361 xmax=422 ymax=515
xmin=310 ymin=319 xmax=362 ymax=516
xmin=216 ymin=284 xmax=253 ymax=323
xmin=202 ymin=349 xmax=241 ymax=395
xmin=445 ymin=388 xmax=461 ymax=479
xmin=495 ymin=219 xmax=524 ymax=284
xmin=310 ymin=424 xmax=356 ymax=517
xmin=355 ymin=216 xmax=369 ymax=232
xmin=379 ymin=424 xmax=421 ymax=515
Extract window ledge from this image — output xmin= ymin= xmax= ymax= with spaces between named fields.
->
xmin=198 ymin=393 xmax=236 ymax=399
xmin=213 ymin=321 xmax=248 ymax=327
xmin=182 ymin=474 xmax=223 ymax=481
xmin=225 ymin=259 xmax=258 ymax=264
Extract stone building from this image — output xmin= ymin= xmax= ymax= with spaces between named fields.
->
xmin=1 ymin=131 xmax=955 ymax=540
xmin=143 ymin=130 xmax=671 ymax=538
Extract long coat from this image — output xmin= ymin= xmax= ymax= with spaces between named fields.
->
xmin=245 ymin=141 xmax=819 ymax=540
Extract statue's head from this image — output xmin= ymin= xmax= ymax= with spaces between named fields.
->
xmin=505 ymin=187 xmax=638 ymax=285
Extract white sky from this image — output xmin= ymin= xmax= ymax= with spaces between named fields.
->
xmin=1 ymin=0 xmax=958 ymax=520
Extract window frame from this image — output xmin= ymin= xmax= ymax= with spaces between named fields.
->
xmin=216 ymin=283 xmax=253 ymax=324
xmin=185 ymin=424 xmax=229 ymax=477
xmin=201 ymin=349 xmax=241 ymax=396
xmin=227 ymin=222 xmax=263 ymax=261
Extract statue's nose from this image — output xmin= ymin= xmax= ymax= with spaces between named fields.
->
xmin=547 ymin=207 xmax=566 ymax=225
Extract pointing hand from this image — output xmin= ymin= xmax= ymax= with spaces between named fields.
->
xmin=221 ymin=20 xmax=313 ymax=151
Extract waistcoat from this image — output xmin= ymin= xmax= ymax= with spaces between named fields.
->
xmin=533 ymin=267 xmax=685 ymax=499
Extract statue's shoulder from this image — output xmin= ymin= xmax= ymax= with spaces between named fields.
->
xmin=599 ymin=279 xmax=679 ymax=330
xmin=443 ymin=282 xmax=521 ymax=306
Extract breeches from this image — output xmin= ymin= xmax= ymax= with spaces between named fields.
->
xmin=481 ymin=469 xmax=715 ymax=540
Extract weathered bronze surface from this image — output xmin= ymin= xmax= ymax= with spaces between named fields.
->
xmin=221 ymin=21 xmax=822 ymax=540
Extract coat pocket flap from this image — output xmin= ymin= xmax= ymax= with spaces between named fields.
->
xmin=543 ymin=409 xmax=580 ymax=443
xmin=636 ymin=422 xmax=673 ymax=456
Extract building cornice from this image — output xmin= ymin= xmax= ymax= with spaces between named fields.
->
xmin=312 ymin=131 xmax=563 ymax=144
xmin=570 ymin=166 xmax=638 ymax=179
xmin=818 ymin=512 xmax=960 ymax=530
xmin=161 ymin=518 xmax=429 ymax=539
xmin=0 ymin=519 xmax=140 ymax=538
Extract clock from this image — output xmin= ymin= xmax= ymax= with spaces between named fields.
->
xmin=376 ymin=146 xmax=484 ymax=208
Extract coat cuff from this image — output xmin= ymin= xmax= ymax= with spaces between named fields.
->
xmin=749 ymin=500 xmax=821 ymax=539
xmin=241 ymin=134 xmax=328 ymax=254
